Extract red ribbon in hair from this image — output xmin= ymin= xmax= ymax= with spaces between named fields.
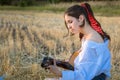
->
xmin=81 ymin=4 xmax=104 ymax=35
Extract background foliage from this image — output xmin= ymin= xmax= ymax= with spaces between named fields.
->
xmin=0 ymin=0 xmax=119 ymax=6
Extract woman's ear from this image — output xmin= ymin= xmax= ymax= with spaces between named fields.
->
xmin=78 ymin=15 xmax=84 ymax=22
xmin=79 ymin=15 xmax=85 ymax=27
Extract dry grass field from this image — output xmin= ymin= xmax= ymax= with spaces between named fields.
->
xmin=0 ymin=10 xmax=120 ymax=80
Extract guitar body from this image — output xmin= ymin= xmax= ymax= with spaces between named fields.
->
xmin=69 ymin=51 xmax=79 ymax=67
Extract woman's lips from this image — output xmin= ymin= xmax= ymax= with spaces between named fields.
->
xmin=69 ymin=29 xmax=75 ymax=34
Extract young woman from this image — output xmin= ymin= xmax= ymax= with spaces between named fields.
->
xmin=48 ymin=3 xmax=111 ymax=80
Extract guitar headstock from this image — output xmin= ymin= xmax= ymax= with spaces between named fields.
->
xmin=41 ymin=57 xmax=54 ymax=69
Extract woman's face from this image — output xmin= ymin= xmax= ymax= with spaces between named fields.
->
xmin=65 ymin=14 xmax=81 ymax=35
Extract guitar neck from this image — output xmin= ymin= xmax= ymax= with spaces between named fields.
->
xmin=56 ymin=60 xmax=74 ymax=70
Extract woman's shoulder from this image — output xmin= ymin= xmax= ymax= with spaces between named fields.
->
xmin=82 ymin=38 xmax=109 ymax=49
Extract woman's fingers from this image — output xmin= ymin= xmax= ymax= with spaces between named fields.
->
xmin=47 ymin=59 xmax=56 ymax=70
xmin=48 ymin=65 xmax=55 ymax=72
xmin=53 ymin=59 xmax=56 ymax=66
xmin=48 ymin=65 xmax=61 ymax=77
xmin=47 ymin=65 xmax=51 ymax=69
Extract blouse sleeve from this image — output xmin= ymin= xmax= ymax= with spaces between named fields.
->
xmin=61 ymin=43 xmax=103 ymax=80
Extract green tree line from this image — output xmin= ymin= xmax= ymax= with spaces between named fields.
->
xmin=0 ymin=0 xmax=119 ymax=7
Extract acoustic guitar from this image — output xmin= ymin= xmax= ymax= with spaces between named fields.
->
xmin=41 ymin=51 xmax=79 ymax=70
xmin=41 ymin=50 xmax=107 ymax=80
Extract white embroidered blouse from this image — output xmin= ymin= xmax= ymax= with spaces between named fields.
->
xmin=61 ymin=38 xmax=111 ymax=80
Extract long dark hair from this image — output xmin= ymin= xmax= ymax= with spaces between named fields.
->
xmin=64 ymin=3 xmax=110 ymax=41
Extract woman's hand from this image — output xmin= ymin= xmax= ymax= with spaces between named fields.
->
xmin=48 ymin=59 xmax=62 ymax=77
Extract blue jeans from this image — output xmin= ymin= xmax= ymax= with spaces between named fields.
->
xmin=0 ymin=76 xmax=4 ymax=80
xmin=92 ymin=73 xmax=106 ymax=80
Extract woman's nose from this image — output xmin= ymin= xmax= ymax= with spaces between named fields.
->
xmin=68 ymin=25 xmax=72 ymax=29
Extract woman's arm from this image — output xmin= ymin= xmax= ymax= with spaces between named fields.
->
xmin=61 ymin=45 xmax=102 ymax=80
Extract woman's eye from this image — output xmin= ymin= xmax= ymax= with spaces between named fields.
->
xmin=68 ymin=20 xmax=72 ymax=23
